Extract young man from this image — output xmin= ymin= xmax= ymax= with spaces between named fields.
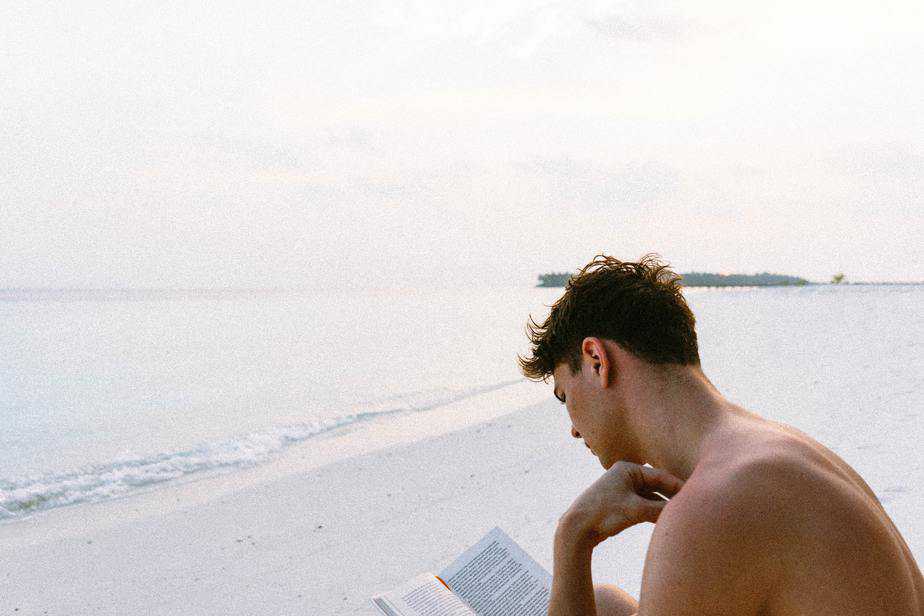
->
xmin=519 ymin=254 xmax=922 ymax=616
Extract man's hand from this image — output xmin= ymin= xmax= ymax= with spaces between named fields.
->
xmin=557 ymin=461 xmax=685 ymax=549
xmin=548 ymin=462 xmax=685 ymax=615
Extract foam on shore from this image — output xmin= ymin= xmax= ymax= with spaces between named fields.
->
xmin=0 ymin=377 xmax=542 ymax=521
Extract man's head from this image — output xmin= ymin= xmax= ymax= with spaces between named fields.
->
xmin=519 ymin=253 xmax=700 ymax=380
xmin=518 ymin=253 xmax=702 ymax=467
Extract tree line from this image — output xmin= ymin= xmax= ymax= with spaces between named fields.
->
xmin=537 ymin=271 xmax=812 ymax=288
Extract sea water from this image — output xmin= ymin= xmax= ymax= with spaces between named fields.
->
xmin=0 ymin=284 xmax=921 ymax=526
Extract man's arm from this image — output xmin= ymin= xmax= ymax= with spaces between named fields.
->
xmin=548 ymin=462 xmax=683 ymax=616
xmin=549 ymin=522 xmax=597 ymax=615
xmin=551 ymin=523 xmax=640 ymax=616
xmin=548 ymin=461 xmax=779 ymax=616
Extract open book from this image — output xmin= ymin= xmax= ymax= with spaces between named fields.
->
xmin=371 ymin=527 xmax=552 ymax=616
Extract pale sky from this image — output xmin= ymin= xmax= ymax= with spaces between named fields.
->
xmin=2 ymin=0 xmax=922 ymax=288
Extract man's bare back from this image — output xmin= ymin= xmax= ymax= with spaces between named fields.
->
xmin=640 ymin=410 xmax=923 ymax=615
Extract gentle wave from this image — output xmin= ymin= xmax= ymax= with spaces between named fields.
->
xmin=0 ymin=379 xmax=522 ymax=520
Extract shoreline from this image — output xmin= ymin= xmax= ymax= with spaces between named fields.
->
xmin=2 ymin=391 xmax=920 ymax=614
xmin=0 ymin=398 xmax=653 ymax=615
xmin=0 ymin=378 xmax=546 ymax=526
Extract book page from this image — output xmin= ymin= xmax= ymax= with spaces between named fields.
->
xmin=439 ymin=528 xmax=552 ymax=616
xmin=372 ymin=573 xmax=477 ymax=616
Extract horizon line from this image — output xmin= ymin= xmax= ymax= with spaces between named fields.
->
xmin=2 ymin=280 xmax=924 ymax=293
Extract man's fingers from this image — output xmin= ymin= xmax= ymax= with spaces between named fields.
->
xmin=631 ymin=463 xmax=685 ymax=498
xmin=634 ymin=495 xmax=667 ymax=524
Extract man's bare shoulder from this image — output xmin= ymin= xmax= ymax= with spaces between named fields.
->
xmin=635 ymin=457 xmax=784 ymax=614
xmin=639 ymin=423 xmax=923 ymax=615
xmin=652 ymin=428 xmax=851 ymax=541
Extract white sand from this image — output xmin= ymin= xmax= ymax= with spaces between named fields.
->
xmin=2 ymin=395 xmax=919 ymax=615
xmin=1 ymin=397 xmax=658 ymax=615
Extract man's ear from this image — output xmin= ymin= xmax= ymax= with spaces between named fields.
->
xmin=581 ymin=337 xmax=612 ymax=387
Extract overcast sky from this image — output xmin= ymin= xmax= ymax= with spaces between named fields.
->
xmin=3 ymin=0 xmax=922 ymax=288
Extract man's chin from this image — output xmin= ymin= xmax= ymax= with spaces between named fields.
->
xmin=600 ymin=454 xmax=634 ymax=470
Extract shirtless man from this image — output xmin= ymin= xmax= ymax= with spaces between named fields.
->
xmin=518 ymin=254 xmax=922 ymax=615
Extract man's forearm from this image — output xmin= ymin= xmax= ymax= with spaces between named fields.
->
xmin=548 ymin=522 xmax=598 ymax=615
xmin=547 ymin=461 xmax=680 ymax=615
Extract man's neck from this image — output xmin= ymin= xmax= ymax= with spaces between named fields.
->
xmin=624 ymin=365 xmax=738 ymax=481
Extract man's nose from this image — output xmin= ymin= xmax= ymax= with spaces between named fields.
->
xmin=571 ymin=426 xmax=581 ymax=439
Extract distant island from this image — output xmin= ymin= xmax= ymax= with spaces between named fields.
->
xmin=537 ymin=271 xmax=812 ymax=288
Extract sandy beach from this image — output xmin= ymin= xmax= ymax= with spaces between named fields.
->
xmin=3 ymin=391 xmax=920 ymax=616
xmin=1 ymin=396 xmax=649 ymax=615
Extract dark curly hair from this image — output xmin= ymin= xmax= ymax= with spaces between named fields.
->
xmin=518 ymin=253 xmax=700 ymax=381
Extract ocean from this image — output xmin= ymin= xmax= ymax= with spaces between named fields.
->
xmin=1 ymin=284 xmax=921 ymax=531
